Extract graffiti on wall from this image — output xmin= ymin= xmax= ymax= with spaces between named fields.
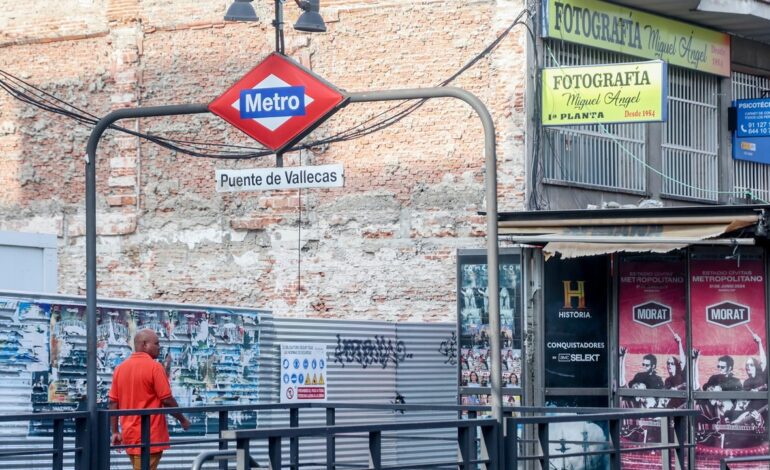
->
xmin=438 ymin=332 xmax=458 ymax=366
xmin=0 ymin=298 xmax=262 ymax=436
xmin=333 ymin=334 xmax=413 ymax=369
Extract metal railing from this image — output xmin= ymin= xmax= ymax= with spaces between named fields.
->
xmin=721 ymin=455 xmax=770 ymax=469
xmin=505 ymin=407 xmax=699 ymax=470
xmin=0 ymin=411 xmax=89 ymax=470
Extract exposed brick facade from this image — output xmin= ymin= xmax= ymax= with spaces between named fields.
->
xmin=0 ymin=0 xmax=528 ymax=321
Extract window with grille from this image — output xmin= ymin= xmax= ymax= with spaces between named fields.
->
xmin=541 ymin=40 xmax=722 ymax=202
xmin=732 ymin=71 xmax=770 ymax=203
xmin=542 ymin=40 xmax=647 ymax=193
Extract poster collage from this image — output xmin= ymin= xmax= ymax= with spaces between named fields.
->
xmin=458 ymin=252 xmax=522 ymax=410
xmin=618 ymin=251 xmax=769 ymax=469
xmin=0 ymin=297 xmax=262 ymax=436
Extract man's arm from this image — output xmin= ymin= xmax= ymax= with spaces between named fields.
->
xmin=108 ymin=399 xmax=122 ymax=446
xmin=160 ymin=396 xmax=190 ymax=430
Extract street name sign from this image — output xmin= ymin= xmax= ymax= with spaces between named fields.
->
xmin=216 ymin=164 xmax=344 ymax=192
xmin=209 ymin=53 xmax=346 ymax=152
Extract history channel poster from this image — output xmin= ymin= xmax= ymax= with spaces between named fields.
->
xmin=544 ymin=255 xmax=608 ymax=389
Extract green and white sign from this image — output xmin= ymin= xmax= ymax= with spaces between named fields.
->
xmin=542 ymin=60 xmax=667 ymax=126
xmin=543 ymin=0 xmax=730 ymax=77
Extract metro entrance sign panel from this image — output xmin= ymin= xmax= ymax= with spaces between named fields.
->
xmin=209 ymin=53 xmax=345 ymax=152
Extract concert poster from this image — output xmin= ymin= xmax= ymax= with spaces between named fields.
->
xmin=457 ymin=251 xmax=523 ymax=397
xmin=690 ymin=252 xmax=769 ymax=468
xmin=543 ymin=255 xmax=608 ymax=389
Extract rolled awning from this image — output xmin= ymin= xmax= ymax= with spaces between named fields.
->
xmin=497 ymin=205 xmax=770 ymax=259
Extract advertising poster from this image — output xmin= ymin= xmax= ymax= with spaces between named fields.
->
xmin=690 ymin=252 xmax=769 ymax=468
xmin=281 ymin=343 xmax=327 ymax=403
xmin=458 ymin=252 xmax=522 ymax=397
xmin=0 ymin=298 xmax=263 ymax=436
xmin=544 ymin=256 xmax=608 ymax=389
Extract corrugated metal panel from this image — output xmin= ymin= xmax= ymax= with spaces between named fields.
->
xmin=0 ymin=292 xmax=458 ymax=469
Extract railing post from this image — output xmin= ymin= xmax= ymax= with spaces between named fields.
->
xmin=674 ymin=415 xmax=687 ymax=470
xmin=52 ymin=417 xmax=64 ymax=470
xmin=219 ymin=410 xmax=229 ymax=470
xmin=236 ymin=436 xmax=251 ymax=470
xmin=290 ymin=406 xmax=299 ymax=470
xmin=369 ymin=430 xmax=382 ymax=470
xmin=140 ymin=414 xmax=151 ymax=470
xmin=609 ymin=419 xmax=621 ymax=470
xmin=269 ymin=436 xmax=282 ymax=470
xmin=75 ymin=415 xmax=88 ymax=470
xmin=458 ymin=423 xmax=473 ymax=470
xmin=537 ymin=423 xmax=549 ymax=470
xmin=326 ymin=407 xmax=336 ymax=469
xmin=505 ymin=418 xmax=517 ymax=470
xmin=98 ymin=410 xmax=111 ymax=470
xmin=481 ymin=421 xmax=499 ymax=470
xmin=661 ymin=416 xmax=670 ymax=470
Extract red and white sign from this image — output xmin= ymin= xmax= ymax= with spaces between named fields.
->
xmin=209 ymin=53 xmax=345 ymax=152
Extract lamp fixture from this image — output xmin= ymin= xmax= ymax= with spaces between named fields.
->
xmin=294 ymin=0 xmax=326 ymax=33
xmin=224 ymin=0 xmax=258 ymax=22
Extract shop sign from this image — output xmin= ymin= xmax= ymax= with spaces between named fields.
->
xmin=542 ymin=0 xmax=730 ymax=77
xmin=733 ymin=98 xmax=770 ymax=164
xmin=216 ymin=163 xmax=344 ymax=192
xmin=541 ymin=60 xmax=667 ymax=126
xmin=706 ymin=301 xmax=750 ymax=328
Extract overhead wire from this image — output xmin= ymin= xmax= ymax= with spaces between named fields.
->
xmin=0 ymin=7 xmax=533 ymax=160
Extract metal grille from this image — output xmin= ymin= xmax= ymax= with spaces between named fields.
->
xmin=662 ymin=67 xmax=720 ymax=201
xmin=542 ymin=40 xmax=647 ymax=193
xmin=733 ymin=71 xmax=770 ymax=203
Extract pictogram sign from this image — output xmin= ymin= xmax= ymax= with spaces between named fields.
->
xmin=209 ymin=53 xmax=345 ymax=153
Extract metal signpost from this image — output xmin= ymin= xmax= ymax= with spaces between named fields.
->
xmin=85 ymin=56 xmax=500 ymax=469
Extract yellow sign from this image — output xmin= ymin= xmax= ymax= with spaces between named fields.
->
xmin=542 ymin=60 xmax=667 ymax=126
xmin=543 ymin=0 xmax=730 ymax=77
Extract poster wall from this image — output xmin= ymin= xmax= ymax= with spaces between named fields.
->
xmin=0 ymin=298 xmax=262 ymax=436
xmin=689 ymin=252 xmax=769 ymax=468
xmin=544 ymin=256 xmax=608 ymax=389
xmin=280 ymin=343 xmax=327 ymax=403
xmin=457 ymin=250 xmax=522 ymax=407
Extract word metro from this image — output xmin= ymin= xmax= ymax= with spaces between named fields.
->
xmin=240 ymin=86 xmax=306 ymax=119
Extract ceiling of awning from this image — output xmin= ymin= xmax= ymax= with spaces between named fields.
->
xmin=497 ymin=205 xmax=770 ymax=258
xmin=606 ymin=0 xmax=770 ymax=44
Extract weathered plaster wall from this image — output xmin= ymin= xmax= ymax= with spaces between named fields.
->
xmin=0 ymin=0 xmax=529 ymax=321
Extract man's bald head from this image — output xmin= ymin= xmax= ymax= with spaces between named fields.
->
xmin=134 ymin=329 xmax=161 ymax=358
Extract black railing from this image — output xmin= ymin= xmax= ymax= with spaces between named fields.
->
xmin=0 ymin=411 xmax=89 ymax=470
xmin=0 ymin=403 xmax=699 ymax=470
xmin=721 ymin=455 xmax=770 ymax=469
xmin=506 ymin=407 xmax=699 ymax=470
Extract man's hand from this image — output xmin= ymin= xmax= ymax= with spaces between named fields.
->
xmin=753 ymin=333 xmax=762 ymax=344
xmin=179 ymin=416 xmax=191 ymax=431
xmin=111 ymin=432 xmax=123 ymax=447
xmin=673 ymin=333 xmax=682 ymax=344
xmin=619 ymin=346 xmax=627 ymax=357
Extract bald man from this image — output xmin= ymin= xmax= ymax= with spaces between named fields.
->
xmin=109 ymin=329 xmax=190 ymax=470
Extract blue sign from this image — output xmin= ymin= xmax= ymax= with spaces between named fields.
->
xmin=293 ymin=359 xmax=300 ymax=369
xmin=303 ymin=359 xmax=309 ymax=369
xmin=240 ymin=86 xmax=306 ymax=119
xmin=736 ymin=99 xmax=770 ymax=138
xmin=283 ymin=359 xmax=290 ymax=369
xmin=298 ymin=373 xmax=304 ymax=385
xmin=320 ymin=359 xmax=325 ymax=369
xmin=283 ymin=374 xmax=290 ymax=384
xmin=291 ymin=374 xmax=298 ymax=384
xmin=312 ymin=359 xmax=317 ymax=370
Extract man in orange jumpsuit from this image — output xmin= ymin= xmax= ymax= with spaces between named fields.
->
xmin=109 ymin=329 xmax=190 ymax=470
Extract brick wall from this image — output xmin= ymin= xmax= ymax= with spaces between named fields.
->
xmin=0 ymin=0 xmax=528 ymax=321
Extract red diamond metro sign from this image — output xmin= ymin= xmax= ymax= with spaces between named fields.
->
xmin=209 ymin=53 xmax=346 ymax=153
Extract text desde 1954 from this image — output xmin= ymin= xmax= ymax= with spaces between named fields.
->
xmin=216 ymin=164 xmax=344 ymax=192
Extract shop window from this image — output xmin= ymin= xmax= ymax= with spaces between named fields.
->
xmin=662 ymin=68 xmax=719 ymax=201
xmin=542 ymin=40 xmax=647 ymax=194
xmin=732 ymin=71 xmax=770 ymax=203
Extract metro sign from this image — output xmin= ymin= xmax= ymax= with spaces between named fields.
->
xmin=706 ymin=301 xmax=750 ymax=328
xmin=209 ymin=53 xmax=345 ymax=152
xmin=632 ymin=301 xmax=672 ymax=328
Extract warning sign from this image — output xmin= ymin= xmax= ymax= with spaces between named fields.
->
xmin=280 ymin=343 xmax=327 ymax=403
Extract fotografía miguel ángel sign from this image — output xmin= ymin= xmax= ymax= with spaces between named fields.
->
xmin=542 ymin=60 xmax=667 ymax=126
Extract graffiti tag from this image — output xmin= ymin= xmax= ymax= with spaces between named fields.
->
xmin=333 ymin=334 xmax=413 ymax=369
xmin=438 ymin=331 xmax=458 ymax=365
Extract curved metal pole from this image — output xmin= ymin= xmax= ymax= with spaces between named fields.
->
xmin=348 ymin=87 xmax=501 ymax=425
xmin=85 ymin=103 xmax=208 ymax=470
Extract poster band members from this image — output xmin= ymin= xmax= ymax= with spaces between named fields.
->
xmin=696 ymin=385 xmax=768 ymax=449
xmin=619 ymin=349 xmax=664 ymax=390
xmin=743 ymin=331 xmax=767 ymax=392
